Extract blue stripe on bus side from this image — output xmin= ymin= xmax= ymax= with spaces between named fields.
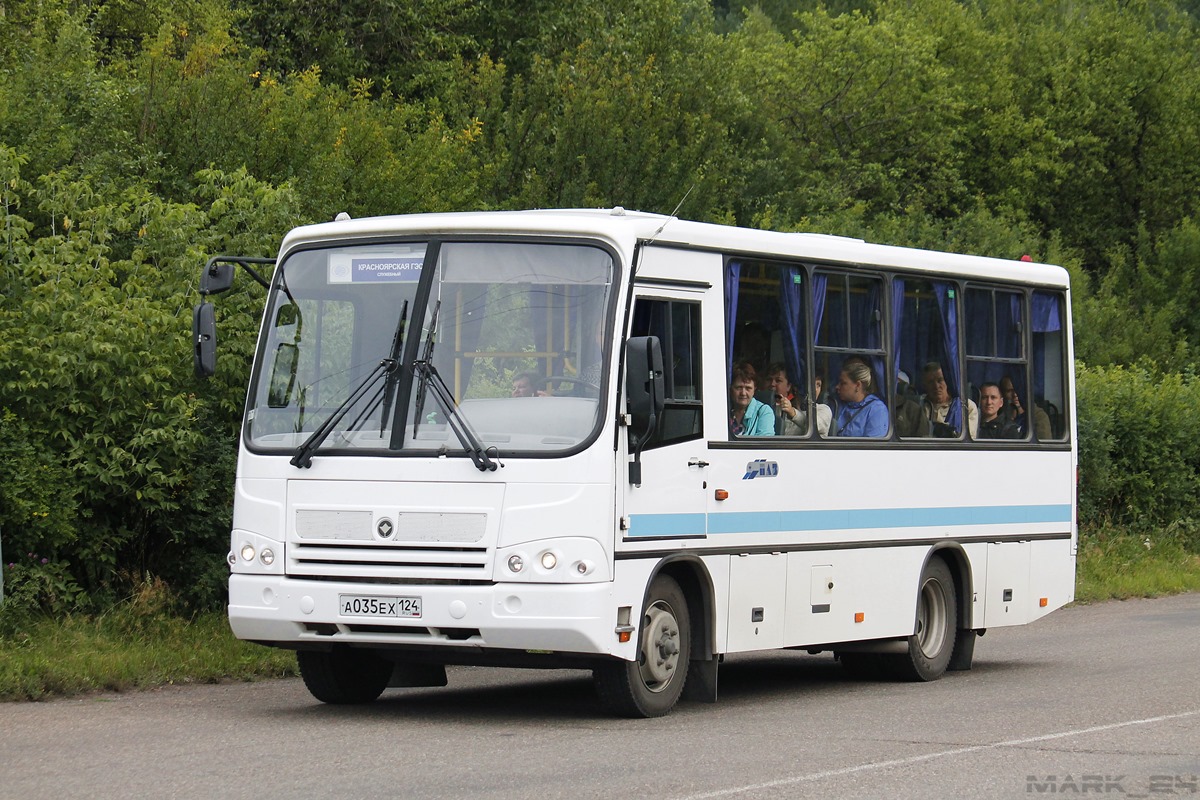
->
xmin=627 ymin=504 xmax=1073 ymax=538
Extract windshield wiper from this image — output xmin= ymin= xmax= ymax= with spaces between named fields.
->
xmin=289 ymin=361 xmax=393 ymax=468
xmin=412 ymin=300 xmax=440 ymax=438
xmin=378 ymin=300 xmax=409 ymax=434
xmin=411 ymin=358 xmax=498 ymax=472
xmin=290 ymin=302 xmax=408 ymax=469
xmin=409 ymin=300 xmax=497 ymax=472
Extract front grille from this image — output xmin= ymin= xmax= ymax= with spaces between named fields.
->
xmin=288 ymin=541 xmax=490 ymax=580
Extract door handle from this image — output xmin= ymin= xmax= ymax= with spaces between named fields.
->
xmin=687 ymin=458 xmax=710 ymax=468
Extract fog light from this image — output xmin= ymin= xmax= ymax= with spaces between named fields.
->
xmin=240 ymin=544 xmax=256 ymax=562
xmin=259 ymin=548 xmax=275 ymax=566
xmin=540 ymin=551 xmax=558 ymax=570
xmin=508 ymin=554 xmax=524 ymax=573
xmin=575 ymin=560 xmax=593 ymax=575
xmin=227 ymin=552 xmax=237 ymax=566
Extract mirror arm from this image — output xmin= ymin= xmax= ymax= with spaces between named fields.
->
xmin=199 ymin=256 xmax=276 ymax=296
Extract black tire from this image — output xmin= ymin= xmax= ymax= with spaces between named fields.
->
xmin=880 ymin=557 xmax=958 ymax=681
xmin=297 ymin=647 xmax=392 ymax=704
xmin=594 ymin=574 xmax=690 ymax=718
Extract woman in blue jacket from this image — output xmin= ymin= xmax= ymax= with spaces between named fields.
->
xmin=729 ymin=361 xmax=775 ymax=437
xmin=834 ymin=357 xmax=889 ymax=438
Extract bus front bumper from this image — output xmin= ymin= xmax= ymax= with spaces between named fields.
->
xmin=228 ymin=574 xmax=630 ymax=658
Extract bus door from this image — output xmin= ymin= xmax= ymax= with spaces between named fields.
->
xmin=621 ymin=289 xmax=709 ymax=543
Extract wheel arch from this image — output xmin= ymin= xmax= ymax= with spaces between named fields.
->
xmin=646 ymin=555 xmax=716 ymax=662
xmin=926 ymin=542 xmax=974 ymax=631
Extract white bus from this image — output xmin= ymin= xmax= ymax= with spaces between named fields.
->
xmin=194 ymin=208 xmax=1076 ymax=717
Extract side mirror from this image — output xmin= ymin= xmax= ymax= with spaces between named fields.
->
xmin=193 ymin=302 xmax=217 ymax=378
xmin=200 ymin=259 xmax=236 ymax=296
xmin=625 ymin=335 xmax=664 ymax=485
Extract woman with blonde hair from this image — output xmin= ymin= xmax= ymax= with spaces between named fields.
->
xmin=834 ymin=357 xmax=888 ymax=438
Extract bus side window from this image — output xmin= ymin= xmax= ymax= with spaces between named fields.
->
xmin=814 ymin=271 xmax=888 ymax=438
xmin=630 ymin=298 xmax=703 ymax=448
xmin=965 ymin=285 xmax=1028 ymax=441
xmin=1031 ymin=291 xmax=1069 ymax=441
xmin=726 ymin=259 xmax=816 ymax=437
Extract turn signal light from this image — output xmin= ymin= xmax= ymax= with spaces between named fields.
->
xmin=854 ymin=612 xmax=865 ymax=623
xmin=1039 ymin=597 xmax=1048 ymax=607
xmin=618 ymin=631 xmax=631 ymax=643
xmin=714 ymin=489 xmax=729 ymax=501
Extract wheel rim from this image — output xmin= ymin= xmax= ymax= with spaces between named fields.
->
xmin=638 ymin=600 xmax=682 ymax=693
xmin=915 ymin=576 xmax=949 ymax=658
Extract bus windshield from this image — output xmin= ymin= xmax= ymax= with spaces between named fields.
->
xmin=246 ymin=239 xmax=616 ymax=459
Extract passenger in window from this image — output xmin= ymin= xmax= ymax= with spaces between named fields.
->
xmin=999 ymin=375 xmax=1051 ymax=440
xmin=729 ymin=360 xmax=775 ymax=437
xmin=511 ymin=371 xmax=547 ymax=398
xmin=765 ymin=363 xmax=830 ymax=436
xmin=921 ymin=362 xmax=978 ymax=438
xmin=766 ymin=363 xmax=803 ymax=436
xmin=893 ymin=370 xmax=930 ymax=437
xmin=833 ymin=357 xmax=888 ymax=438
xmin=811 ymin=370 xmax=833 ymax=437
xmin=976 ymin=382 xmax=1021 ymax=439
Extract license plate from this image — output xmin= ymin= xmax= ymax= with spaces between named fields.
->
xmin=338 ymin=594 xmax=422 ymax=618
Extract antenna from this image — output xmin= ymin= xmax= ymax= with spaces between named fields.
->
xmin=645 ymin=183 xmax=695 ymax=245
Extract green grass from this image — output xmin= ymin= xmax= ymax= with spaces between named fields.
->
xmin=2 ymin=530 xmax=1198 ymax=701
xmin=1074 ymin=527 xmax=1200 ymax=602
xmin=0 ymin=608 xmax=296 ymax=701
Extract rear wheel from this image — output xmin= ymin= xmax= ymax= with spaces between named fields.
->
xmin=880 ymin=558 xmax=957 ymax=681
xmin=297 ymin=647 xmax=392 ymax=704
xmin=594 ymin=574 xmax=690 ymax=717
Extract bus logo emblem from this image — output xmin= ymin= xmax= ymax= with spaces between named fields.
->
xmin=743 ymin=460 xmax=779 ymax=480
xmin=377 ymin=518 xmax=395 ymax=539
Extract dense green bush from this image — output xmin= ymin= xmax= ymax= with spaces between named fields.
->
xmin=1076 ymin=364 xmax=1200 ymax=531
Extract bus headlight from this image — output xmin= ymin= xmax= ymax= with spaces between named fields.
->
xmin=493 ymin=538 xmax=609 ymax=583
xmin=229 ymin=531 xmax=283 ymax=575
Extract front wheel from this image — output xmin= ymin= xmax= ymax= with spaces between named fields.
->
xmin=880 ymin=557 xmax=958 ymax=681
xmin=297 ymin=647 xmax=392 ymax=704
xmin=594 ymin=574 xmax=690 ymax=717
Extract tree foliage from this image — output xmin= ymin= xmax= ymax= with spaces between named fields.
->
xmin=1 ymin=0 xmax=1199 ymax=611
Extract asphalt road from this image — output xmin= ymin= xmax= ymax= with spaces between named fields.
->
xmin=2 ymin=594 xmax=1198 ymax=800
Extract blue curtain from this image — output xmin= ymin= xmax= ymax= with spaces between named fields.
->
xmin=779 ymin=265 xmax=806 ymax=392
xmin=934 ymin=283 xmax=963 ymax=433
xmin=725 ymin=261 xmax=741 ymax=377
xmin=892 ymin=278 xmax=906 ymax=383
xmin=1032 ymin=293 xmax=1060 ymax=333
xmin=1031 ymin=291 xmax=1061 ymax=399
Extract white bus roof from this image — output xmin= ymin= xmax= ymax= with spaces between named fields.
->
xmin=279 ymin=208 xmax=1070 ymax=288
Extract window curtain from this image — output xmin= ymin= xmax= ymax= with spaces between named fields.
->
xmin=778 ymin=265 xmax=806 ymax=393
xmin=892 ymin=278 xmax=906 ymax=385
xmin=934 ymin=283 xmax=963 ymax=433
xmin=1031 ymin=292 xmax=1061 ymax=399
xmin=724 ymin=261 xmax=742 ymax=377
xmin=811 ymin=273 xmax=828 ymax=343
